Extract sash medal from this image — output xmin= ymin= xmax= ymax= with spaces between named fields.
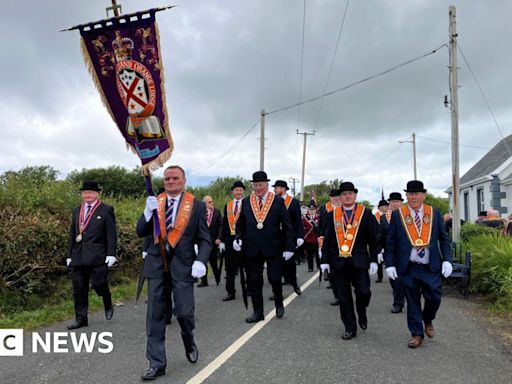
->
xmin=333 ymin=204 xmax=365 ymax=257
xmin=77 ymin=200 xmax=101 ymax=242
xmin=398 ymin=204 xmax=433 ymax=247
xmin=250 ymin=192 xmax=275 ymax=230
xmin=227 ymin=200 xmax=241 ymax=236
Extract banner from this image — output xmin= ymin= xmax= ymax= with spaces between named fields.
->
xmin=78 ymin=9 xmax=173 ymax=174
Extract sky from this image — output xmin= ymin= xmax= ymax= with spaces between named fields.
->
xmin=1 ymin=0 xmax=511 ymax=204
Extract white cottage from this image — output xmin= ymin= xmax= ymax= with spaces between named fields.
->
xmin=446 ymin=135 xmax=512 ymax=222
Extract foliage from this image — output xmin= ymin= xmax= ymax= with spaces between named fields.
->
xmin=425 ymin=193 xmax=449 ymax=214
xmin=461 ymin=223 xmax=501 ymax=242
xmin=188 ymin=176 xmax=250 ymax=211
xmin=302 ymin=179 xmax=341 ymax=205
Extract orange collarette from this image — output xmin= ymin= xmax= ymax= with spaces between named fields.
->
xmin=157 ymin=192 xmax=195 ymax=248
xmin=333 ymin=204 xmax=365 ymax=257
xmin=398 ymin=204 xmax=433 ymax=247
xmin=250 ymin=192 xmax=275 ymax=229
xmin=227 ymin=199 xmax=241 ymax=235
xmin=375 ymin=211 xmax=382 ymax=224
xmin=284 ymin=195 xmax=293 ymax=209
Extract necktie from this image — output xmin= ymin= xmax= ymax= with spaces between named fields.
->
xmin=207 ymin=208 xmax=212 ymax=226
xmin=414 ymin=210 xmax=425 ymax=258
xmin=166 ymin=198 xmax=175 ymax=232
xmin=258 ymin=197 xmax=263 ymax=209
xmin=85 ymin=204 xmax=92 ymax=217
xmin=234 ymin=200 xmax=239 ymax=216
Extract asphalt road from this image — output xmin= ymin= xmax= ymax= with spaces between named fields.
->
xmin=1 ymin=263 xmax=511 ymax=384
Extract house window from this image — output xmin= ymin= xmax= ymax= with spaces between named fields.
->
xmin=463 ymin=192 xmax=469 ymax=222
xmin=477 ymin=188 xmax=484 ymax=213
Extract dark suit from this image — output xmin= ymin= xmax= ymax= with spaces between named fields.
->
xmin=236 ymin=193 xmax=294 ymax=316
xmin=318 ymin=203 xmax=338 ymax=300
xmin=385 ymin=206 xmax=452 ymax=338
xmin=282 ymin=197 xmax=304 ymax=289
xmin=221 ymin=201 xmax=242 ymax=296
xmin=200 ymin=208 xmax=222 ymax=285
xmin=321 ymin=206 xmax=379 ymax=334
xmin=68 ymin=202 xmax=117 ymax=323
xmin=136 ymin=194 xmax=211 ymax=370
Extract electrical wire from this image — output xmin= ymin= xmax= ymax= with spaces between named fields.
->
xmin=416 ymin=134 xmax=490 ymax=150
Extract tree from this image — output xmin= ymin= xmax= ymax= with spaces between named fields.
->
xmin=425 ymin=193 xmax=449 ymax=214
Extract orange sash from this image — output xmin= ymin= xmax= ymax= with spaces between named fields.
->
xmin=375 ymin=211 xmax=381 ymax=224
xmin=227 ymin=199 xmax=241 ymax=236
xmin=157 ymin=192 xmax=195 ymax=248
xmin=284 ymin=195 xmax=293 ymax=209
xmin=398 ymin=204 xmax=433 ymax=247
xmin=325 ymin=201 xmax=334 ymax=213
xmin=250 ymin=192 xmax=275 ymax=229
xmin=333 ymin=204 xmax=365 ymax=257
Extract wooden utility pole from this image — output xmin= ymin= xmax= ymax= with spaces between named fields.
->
xmin=289 ymin=177 xmax=299 ymax=197
xmin=449 ymin=5 xmax=461 ymax=243
xmin=259 ymin=110 xmax=266 ymax=171
xmin=297 ymin=130 xmax=315 ymax=203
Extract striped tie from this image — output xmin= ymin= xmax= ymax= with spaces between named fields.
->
xmin=234 ymin=200 xmax=239 ymax=216
xmin=85 ymin=204 xmax=92 ymax=217
xmin=414 ymin=210 xmax=425 ymax=258
xmin=258 ymin=197 xmax=263 ymax=209
xmin=166 ymin=198 xmax=175 ymax=232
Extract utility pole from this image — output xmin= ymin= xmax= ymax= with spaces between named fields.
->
xmin=259 ymin=110 xmax=266 ymax=171
xmin=449 ymin=5 xmax=461 ymax=243
xmin=289 ymin=177 xmax=299 ymax=197
xmin=399 ymin=132 xmax=417 ymax=179
xmin=296 ymin=130 xmax=315 ymax=203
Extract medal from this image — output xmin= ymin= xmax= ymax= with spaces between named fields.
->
xmin=346 ymin=233 xmax=353 ymax=240
xmin=415 ymin=239 xmax=424 ymax=246
xmin=257 ymin=222 xmax=264 ymax=229
xmin=76 ymin=234 xmax=82 ymax=243
xmin=341 ymin=244 xmax=349 ymax=252
xmin=346 ymin=224 xmax=352 ymax=229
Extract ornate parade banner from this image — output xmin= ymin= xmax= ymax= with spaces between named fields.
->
xmin=76 ymin=7 xmax=173 ymax=174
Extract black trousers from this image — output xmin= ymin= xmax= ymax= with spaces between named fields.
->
xmin=282 ymin=253 xmax=299 ymax=289
xmin=201 ymin=248 xmax=218 ymax=285
xmin=71 ymin=264 xmax=111 ymax=322
xmin=377 ymin=263 xmax=383 ymax=281
xmin=332 ymin=261 xmax=371 ymax=333
xmin=390 ymin=276 xmax=405 ymax=308
xmin=224 ymin=248 xmax=239 ymax=295
xmin=305 ymin=242 xmax=319 ymax=270
xmin=246 ymin=252 xmax=283 ymax=316
xmin=146 ymin=277 xmax=195 ymax=369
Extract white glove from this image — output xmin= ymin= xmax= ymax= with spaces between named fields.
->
xmin=386 ymin=266 xmax=398 ymax=280
xmin=296 ymin=238 xmax=304 ymax=248
xmin=369 ymin=262 xmax=378 ymax=275
xmin=142 ymin=251 xmax=147 ymax=260
xmin=218 ymin=242 xmax=226 ymax=252
xmin=66 ymin=258 xmax=71 ymax=267
xmin=191 ymin=260 xmax=206 ymax=278
xmin=318 ymin=248 xmax=322 ymax=258
xmin=194 ymin=244 xmax=199 ymax=255
xmin=283 ymin=251 xmax=294 ymax=261
xmin=442 ymin=261 xmax=453 ymax=278
xmin=233 ymin=239 xmax=242 ymax=252
xmin=105 ymin=256 xmax=117 ymax=268
xmin=320 ymin=263 xmax=330 ymax=274
xmin=144 ymin=196 xmax=159 ymax=221
xmin=377 ymin=251 xmax=384 ymax=264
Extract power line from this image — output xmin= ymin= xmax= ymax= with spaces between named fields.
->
xmin=267 ymin=43 xmax=447 ymax=116
xmin=415 ymin=134 xmax=490 ymax=150
xmin=458 ymin=45 xmax=512 ymax=156
xmin=190 ymin=119 xmax=260 ymax=176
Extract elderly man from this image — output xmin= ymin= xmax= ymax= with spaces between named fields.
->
xmin=235 ymin=171 xmax=295 ymax=323
xmin=385 ymin=180 xmax=453 ymax=348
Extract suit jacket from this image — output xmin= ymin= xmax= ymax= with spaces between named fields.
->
xmin=68 ymin=203 xmax=117 ymax=267
xmin=379 ymin=213 xmax=391 ymax=251
xmin=136 ymin=194 xmax=211 ymax=280
xmin=236 ymin=194 xmax=295 ymax=258
xmin=384 ymin=207 xmax=452 ymax=275
xmin=285 ymin=197 xmax=305 ymax=241
xmin=221 ymin=202 xmax=238 ymax=254
xmin=321 ymin=207 xmax=379 ymax=270
xmin=207 ymin=208 xmax=223 ymax=243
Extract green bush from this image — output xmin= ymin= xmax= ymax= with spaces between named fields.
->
xmin=461 ymin=223 xmax=501 ymax=242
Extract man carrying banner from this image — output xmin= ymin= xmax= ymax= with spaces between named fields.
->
xmin=385 ymin=180 xmax=453 ymax=348
xmin=220 ymin=181 xmax=246 ymax=301
xmin=66 ymin=181 xmax=117 ymax=330
xmin=234 ymin=171 xmax=295 ymax=323
xmin=137 ymin=165 xmax=211 ymax=380
xmin=320 ymin=182 xmax=379 ymax=340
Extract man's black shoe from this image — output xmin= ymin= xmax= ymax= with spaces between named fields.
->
xmin=186 ymin=343 xmax=199 ymax=363
xmin=375 ymin=279 xmax=382 ymax=283
xmin=222 ymin=294 xmax=236 ymax=301
xmin=105 ymin=307 xmax=114 ymax=320
xmin=269 ymin=295 xmax=275 ymax=301
xmin=276 ymin=305 xmax=285 ymax=318
xmin=341 ymin=331 xmax=356 ymax=340
xmin=358 ymin=315 xmax=368 ymax=330
xmin=141 ymin=367 xmax=165 ymax=380
xmin=246 ymin=313 xmax=264 ymax=323
xmin=294 ymin=286 xmax=302 ymax=296
xmin=330 ymin=299 xmax=339 ymax=306
xmin=197 ymin=281 xmax=208 ymax=288
xmin=391 ymin=306 xmax=403 ymax=314
xmin=67 ymin=320 xmax=88 ymax=330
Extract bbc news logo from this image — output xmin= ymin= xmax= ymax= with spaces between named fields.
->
xmin=0 ymin=329 xmax=113 ymax=356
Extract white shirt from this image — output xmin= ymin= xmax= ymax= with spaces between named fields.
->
xmin=408 ymin=204 xmax=430 ymax=264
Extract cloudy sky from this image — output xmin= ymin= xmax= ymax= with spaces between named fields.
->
xmin=1 ymin=0 xmax=511 ymax=203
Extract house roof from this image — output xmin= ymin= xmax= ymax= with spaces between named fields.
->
xmin=459 ymin=135 xmax=512 ymax=185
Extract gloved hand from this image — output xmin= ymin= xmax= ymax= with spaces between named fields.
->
xmin=377 ymin=251 xmax=384 ymax=264
xmin=218 ymin=242 xmax=226 ymax=252
xmin=105 ymin=256 xmax=117 ymax=268
xmin=142 ymin=251 xmax=147 ymax=260
xmin=144 ymin=196 xmax=158 ymax=221
xmin=283 ymin=251 xmax=294 ymax=261
xmin=386 ymin=266 xmax=398 ymax=280
xmin=296 ymin=238 xmax=304 ymax=248
xmin=320 ymin=263 xmax=330 ymax=274
xmin=233 ymin=239 xmax=242 ymax=252
xmin=194 ymin=244 xmax=199 ymax=256
xmin=442 ymin=261 xmax=453 ymax=278
xmin=369 ymin=262 xmax=378 ymax=275
xmin=191 ymin=260 xmax=206 ymax=278
xmin=66 ymin=258 xmax=71 ymax=267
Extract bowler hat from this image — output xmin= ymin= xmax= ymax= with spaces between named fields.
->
xmin=329 ymin=189 xmax=340 ymax=197
xmin=339 ymin=181 xmax=358 ymax=194
xmin=272 ymin=180 xmax=289 ymax=190
xmin=230 ymin=180 xmax=246 ymax=190
xmin=388 ymin=192 xmax=404 ymax=201
xmin=377 ymin=199 xmax=389 ymax=208
xmin=404 ymin=180 xmax=427 ymax=193
xmin=79 ymin=180 xmax=102 ymax=192
xmin=250 ymin=171 xmax=270 ymax=182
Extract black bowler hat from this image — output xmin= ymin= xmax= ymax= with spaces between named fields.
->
xmin=272 ymin=180 xmax=289 ymax=190
xmin=377 ymin=199 xmax=389 ymax=208
xmin=388 ymin=192 xmax=404 ymax=201
xmin=79 ymin=180 xmax=102 ymax=192
xmin=329 ymin=189 xmax=340 ymax=197
xmin=339 ymin=181 xmax=358 ymax=193
xmin=230 ymin=181 xmax=246 ymax=190
xmin=250 ymin=171 xmax=270 ymax=182
xmin=404 ymin=180 xmax=427 ymax=193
